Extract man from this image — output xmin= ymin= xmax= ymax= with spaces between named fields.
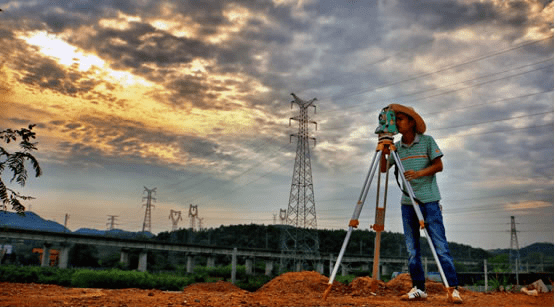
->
xmin=382 ymin=103 xmax=462 ymax=303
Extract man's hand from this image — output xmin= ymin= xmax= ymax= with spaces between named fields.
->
xmin=404 ymin=157 xmax=443 ymax=181
xmin=404 ymin=170 xmax=420 ymax=181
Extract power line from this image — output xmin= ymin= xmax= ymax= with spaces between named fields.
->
xmin=317 ymin=35 xmax=554 ymax=110
xmin=320 ymin=62 xmax=553 ymax=124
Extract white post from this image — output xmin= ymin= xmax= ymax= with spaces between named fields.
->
xmin=484 ymin=259 xmax=488 ymax=292
xmin=231 ymin=248 xmax=237 ymax=284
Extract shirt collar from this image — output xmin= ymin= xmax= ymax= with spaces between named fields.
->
xmin=401 ymin=133 xmax=421 ymax=147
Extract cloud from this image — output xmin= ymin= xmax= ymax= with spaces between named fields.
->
xmin=504 ymin=200 xmax=553 ymax=211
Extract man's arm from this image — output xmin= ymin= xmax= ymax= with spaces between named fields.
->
xmin=404 ymin=156 xmax=443 ymax=181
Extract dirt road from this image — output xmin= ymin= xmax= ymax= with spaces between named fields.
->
xmin=1 ymin=271 xmax=552 ymax=306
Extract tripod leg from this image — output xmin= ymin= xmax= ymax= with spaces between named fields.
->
xmin=370 ymin=153 xmax=392 ymax=292
xmin=323 ymin=150 xmax=382 ymax=300
xmin=390 ymin=151 xmax=450 ymax=289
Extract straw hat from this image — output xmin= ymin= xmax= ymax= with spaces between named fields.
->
xmin=388 ymin=104 xmax=426 ymax=134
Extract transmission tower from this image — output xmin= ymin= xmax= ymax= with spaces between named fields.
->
xmin=106 ymin=215 xmax=118 ymax=231
xmin=281 ymin=93 xmax=320 ymax=269
xmin=169 ymin=210 xmax=183 ymax=231
xmin=142 ymin=187 xmax=156 ymax=233
xmin=509 ymin=216 xmax=520 ymax=266
xmin=279 ymin=209 xmax=287 ymax=224
xmin=188 ymin=204 xmax=198 ymax=231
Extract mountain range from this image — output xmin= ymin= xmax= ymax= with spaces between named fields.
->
xmin=0 ymin=211 xmax=153 ymax=238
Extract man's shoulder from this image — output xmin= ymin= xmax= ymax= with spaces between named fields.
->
xmin=419 ymin=134 xmax=438 ymax=144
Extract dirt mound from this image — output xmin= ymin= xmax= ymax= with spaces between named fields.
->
xmin=183 ymin=280 xmax=246 ymax=294
xmin=385 ymin=273 xmax=413 ymax=295
xmin=349 ymin=276 xmax=386 ymax=296
xmin=256 ymin=271 xmax=333 ymax=296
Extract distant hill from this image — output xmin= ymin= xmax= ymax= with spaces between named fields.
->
xmin=489 ymin=242 xmax=554 ymax=258
xmin=74 ymin=228 xmax=154 ymax=239
xmin=0 ymin=211 xmax=69 ymax=233
xmin=0 ymin=211 xmax=153 ymax=239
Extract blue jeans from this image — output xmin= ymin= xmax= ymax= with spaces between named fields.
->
xmin=401 ymin=201 xmax=459 ymax=289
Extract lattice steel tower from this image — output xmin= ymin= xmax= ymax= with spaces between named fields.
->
xmin=169 ymin=210 xmax=183 ymax=231
xmin=142 ymin=187 xmax=156 ymax=233
xmin=509 ymin=216 xmax=520 ymax=266
xmin=282 ymin=93 xmax=320 ymax=262
xmin=188 ymin=204 xmax=198 ymax=231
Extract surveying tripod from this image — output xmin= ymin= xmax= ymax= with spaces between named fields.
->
xmin=322 ymin=133 xmax=451 ymax=300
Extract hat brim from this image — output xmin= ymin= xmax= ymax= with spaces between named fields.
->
xmin=388 ymin=104 xmax=426 ymax=134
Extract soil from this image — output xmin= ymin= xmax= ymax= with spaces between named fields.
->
xmin=1 ymin=272 xmax=553 ymax=307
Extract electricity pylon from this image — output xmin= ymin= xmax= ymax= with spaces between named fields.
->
xmin=188 ymin=204 xmax=198 ymax=231
xmin=509 ymin=216 xmax=520 ymax=266
xmin=169 ymin=210 xmax=183 ymax=231
xmin=281 ymin=93 xmax=320 ymax=270
xmin=279 ymin=208 xmax=287 ymax=224
xmin=106 ymin=215 xmax=118 ymax=230
xmin=142 ymin=187 xmax=156 ymax=233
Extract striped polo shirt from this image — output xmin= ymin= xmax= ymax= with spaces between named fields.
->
xmin=390 ymin=134 xmax=443 ymax=205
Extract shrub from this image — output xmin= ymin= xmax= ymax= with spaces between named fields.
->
xmin=235 ymin=275 xmax=272 ymax=292
xmin=0 ymin=265 xmax=74 ymax=285
xmin=0 ymin=265 xmax=38 ymax=283
xmin=70 ymin=268 xmax=194 ymax=291
xmin=335 ymin=274 xmax=356 ymax=285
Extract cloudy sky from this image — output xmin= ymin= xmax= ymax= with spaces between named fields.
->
xmin=0 ymin=0 xmax=552 ymax=251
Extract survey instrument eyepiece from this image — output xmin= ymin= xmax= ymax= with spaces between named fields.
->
xmin=374 ymin=106 xmax=398 ymax=135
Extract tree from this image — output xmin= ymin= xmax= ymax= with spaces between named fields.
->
xmin=0 ymin=124 xmax=42 ymax=213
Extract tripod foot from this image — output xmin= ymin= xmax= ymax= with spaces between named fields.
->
xmin=322 ymin=284 xmax=333 ymax=301
xmin=446 ymin=287 xmax=463 ymax=304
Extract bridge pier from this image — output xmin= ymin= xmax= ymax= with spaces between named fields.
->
xmin=120 ymin=249 xmax=129 ymax=267
xmin=329 ymin=254 xmax=334 ymax=275
xmin=361 ymin=263 xmax=369 ymax=272
xmin=316 ymin=261 xmax=324 ymax=274
xmin=206 ymin=256 xmax=216 ymax=268
xmin=138 ymin=250 xmax=148 ymax=272
xmin=341 ymin=264 xmax=348 ymax=276
xmin=41 ymin=243 xmax=52 ymax=267
xmin=381 ymin=264 xmax=390 ymax=278
xmin=265 ymin=260 xmax=274 ymax=276
xmin=231 ymin=248 xmax=237 ymax=284
xmin=246 ymin=258 xmax=254 ymax=275
xmin=58 ymin=244 xmax=71 ymax=269
xmin=186 ymin=255 xmax=195 ymax=273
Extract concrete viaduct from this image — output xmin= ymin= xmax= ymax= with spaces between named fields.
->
xmin=0 ymin=227 xmax=477 ymax=278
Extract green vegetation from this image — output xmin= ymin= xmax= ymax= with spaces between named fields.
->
xmin=0 ymin=265 xmax=74 ymax=286
xmin=0 ymin=264 xmax=273 ymax=291
xmin=70 ymin=268 xmax=194 ymax=291
xmin=0 ymin=124 xmax=42 ymax=213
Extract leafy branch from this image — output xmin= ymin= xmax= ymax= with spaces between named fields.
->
xmin=0 ymin=124 xmax=42 ymax=213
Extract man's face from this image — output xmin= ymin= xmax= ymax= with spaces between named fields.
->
xmin=395 ymin=112 xmax=415 ymax=135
